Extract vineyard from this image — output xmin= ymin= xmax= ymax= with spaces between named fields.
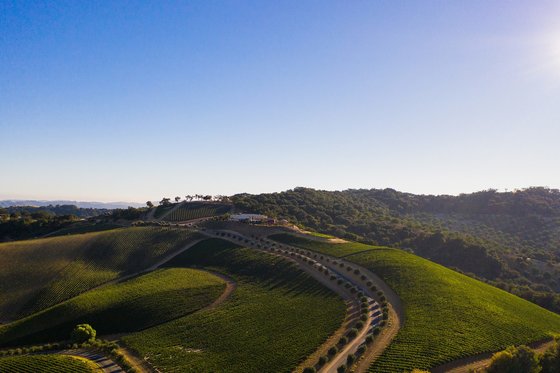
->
xmin=123 ymin=238 xmax=346 ymax=373
xmin=0 ymin=227 xmax=196 ymax=321
xmin=0 ymin=354 xmax=97 ymax=373
xmin=270 ymin=233 xmax=376 ymax=257
xmin=271 ymin=234 xmax=560 ymax=372
xmin=0 ymin=268 xmax=225 ymax=347
xmin=162 ymin=202 xmax=231 ymax=222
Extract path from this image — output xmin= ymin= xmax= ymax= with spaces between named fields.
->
xmin=432 ymin=338 xmax=556 ymax=373
xmin=201 ymin=229 xmax=402 ymax=373
xmin=48 ymin=349 xmax=124 ymax=373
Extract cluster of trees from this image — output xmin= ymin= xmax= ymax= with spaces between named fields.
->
xmin=486 ymin=341 xmax=560 ymax=373
xmin=0 ymin=209 xmax=80 ymax=241
xmin=232 ymin=187 xmax=560 ymax=314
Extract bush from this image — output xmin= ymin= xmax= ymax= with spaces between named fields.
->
xmin=328 ymin=346 xmax=338 ymax=356
xmin=377 ymin=291 xmax=383 ymax=297
xmin=303 ymin=368 xmax=316 ymax=373
xmin=348 ymin=328 xmax=359 ymax=339
xmin=486 ymin=345 xmax=540 ymax=373
xmin=346 ymin=353 xmax=355 ymax=365
xmin=70 ymin=323 xmax=96 ymax=343
xmin=379 ymin=295 xmax=386 ymax=302
xmin=540 ymin=340 xmax=560 ymax=373
xmin=360 ymin=296 xmax=368 ymax=302
xmin=366 ymin=281 xmax=373 ymax=287
xmin=382 ymin=312 xmax=389 ymax=320
xmin=355 ymin=321 xmax=364 ymax=329
xmin=366 ymin=335 xmax=374 ymax=344
xmin=337 ymin=364 xmax=347 ymax=373
xmin=361 ymin=314 xmax=368 ymax=322
xmin=373 ymin=327 xmax=381 ymax=335
xmin=357 ymin=345 xmax=366 ymax=354
xmin=318 ymin=356 xmax=328 ymax=365
xmin=361 ymin=275 xmax=367 ymax=280
xmin=354 ymin=269 xmax=360 ymax=275
xmin=339 ymin=336 xmax=348 ymax=345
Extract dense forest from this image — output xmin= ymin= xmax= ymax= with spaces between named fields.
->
xmin=233 ymin=187 xmax=560 ymax=313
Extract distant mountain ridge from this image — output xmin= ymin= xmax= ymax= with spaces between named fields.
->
xmin=0 ymin=200 xmax=144 ymax=209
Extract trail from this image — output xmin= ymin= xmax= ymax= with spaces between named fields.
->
xmin=201 ymin=229 xmax=402 ymax=373
xmin=40 ymin=349 xmax=124 ymax=373
xmin=432 ymin=338 xmax=556 ymax=373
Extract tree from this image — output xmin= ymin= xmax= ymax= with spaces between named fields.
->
xmin=159 ymin=197 xmax=171 ymax=206
xmin=541 ymin=340 xmax=560 ymax=373
xmin=174 ymin=196 xmax=181 ymax=203
xmin=303 ymin=368 xmax=316 ymax=373
xmin=146 ymin=201 xmax=154 ymax=208
xmin=486 ymin=345 xmax=540 ymax=373
xmin=70 ymin=324 xmax=96 ymax=344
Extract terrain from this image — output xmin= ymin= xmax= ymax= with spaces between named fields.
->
xmin=1 ymin=193 xmax=560 ymax=372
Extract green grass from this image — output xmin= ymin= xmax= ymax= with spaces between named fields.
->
xmin=269 ymin=234 xmax=560 ymax=372
xmin=162 ymin=202 xmax=231 ymax=222
xmin=0 ymin=268 xmax=225 ymax=347
xmin=270 ymin=233 xmax=376 ymax=257
xmin=0 ymin=227 xmax=196 ymax=321
xmin=123 ymin=238 xmax=346 ymax=373
xmin=0 ymin=354 xmax=96 ymax=372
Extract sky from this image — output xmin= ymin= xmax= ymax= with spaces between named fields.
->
xmin=1 ymin=1 xmax=560 ymax=203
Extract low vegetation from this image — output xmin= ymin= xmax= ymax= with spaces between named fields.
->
xmin=0 ymin=354 xmax=97 ymax=373
xmin=0 ymin=227 xmax=196 ymax=321
xmin=269 ymin=234 xmax=560 ymax=372
xmin=162 ymin=202 xmax=231 ymax=222
xmin=123 ymin=238 xmax=345 ymax=373
xmin=0 ymin=268 xmax=224 ymax=347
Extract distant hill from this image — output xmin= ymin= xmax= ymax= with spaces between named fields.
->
xmin=0 ymin=200 xmax=144 ymax=209
xmin=233 ymin=186 xmax=560 ymax=313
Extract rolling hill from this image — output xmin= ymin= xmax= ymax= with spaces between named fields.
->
xmin=0 ymin=227 xmax=197 ymax=321
xmin=270 ymin=233 xmax=560 ymax=372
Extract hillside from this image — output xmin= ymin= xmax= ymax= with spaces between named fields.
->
xmin=123 ymin=238 xmax=346 ymax=372
xmin=0 ymin=227 xmax=197 ymax=321
xmin=0 ymin=268 xmax=225 ymax=347
xmin=234 ymin=187 xmax=560 ymax=313
xmin=0 ymin=354 xmax=98 ymax=373
xmin=270 ymin=233 xmax=560 ymax=372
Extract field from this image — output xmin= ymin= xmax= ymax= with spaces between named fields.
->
xmin=270 ymin=233 xmax=376 ymax=257
xmin=123 ymin=238 xmax=346 ymax=372
xmin=0 ymin=268 xmax=225 ymax=347
xmin=162 ymin=202 xmax=231 ymax=222
xmin=0 ymin=227 xmax=196 ymax=321
xmin=0 ymin=354 xmax=97 ymax=373
xmin=270 ymin=233 xmax=560 ymax=372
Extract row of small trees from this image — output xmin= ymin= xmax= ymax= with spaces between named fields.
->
xmin=146 ymin=195 xmax=231 ymax=208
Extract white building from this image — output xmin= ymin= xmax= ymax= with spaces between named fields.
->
xmin=230 ymin=213 xmax=269 ymax=223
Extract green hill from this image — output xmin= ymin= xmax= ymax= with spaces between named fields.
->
xmin=233 ymin=187 xmax=560 ymax=313
xmin=0 ymin=268 xmax=225 ymax=347
xmin=123 ymin=238 xmax=346 ymax=373
xmin=270 ymin=233 xmax=560 ymax=372
xmin=0 ymin=354 xmax=97 ymax=373
xmin=0 ymin=227 xmax=197 ymax=321
xmin=162 ymin=202 xmax=231 ymax=222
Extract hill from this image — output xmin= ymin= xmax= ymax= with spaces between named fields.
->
xmin=0 ymin=227 xmax=197 ymax=321
xmin=233 ymin=187 xmax=560 ymax=313
xmin=0 ymin=268 xmax=225 ymax=347
xmin=123 ymin=238 xmax=346 ymax=372
xmin=0 ymin=354 xmax=97 ymax=373
xmin=270 ymin=233 xmax=560 ymax=372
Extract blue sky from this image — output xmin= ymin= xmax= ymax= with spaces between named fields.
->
xmin=1 ymin=1 xmax=559 ymax=202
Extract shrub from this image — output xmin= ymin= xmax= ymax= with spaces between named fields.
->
xmin=71 ymin=323 xmax=96 ymax=343
xmin=540 ymin=340 xmax=560 ymax=373
xmin=373 ymin=327 xmax=381 ymax=335
xmin=379 ymin=295 xmax=386 ymax=302
xmin=383 ymin=312 xmax=389 ymax=320
xmin=361 ymin=314 xmax=368 ymax=322
xmin=377 ymin=291 xmax=383 ymax=297
xmin=337 ymin=364 xmax=346 ymax=373
xmin=348 ymin=328 xmax=359 ymax=339
xmin=360 ymin=296 xmax=368 ymax=302
xmin=357 ymin=345 xmax=366 ymax=354
xmin=339 ymin=336 xmax=348 ymax=345
xmin=366 ymin=335 xmax=374 ymax=344
xmin=379 ymin=320 xmax=387 ymax=327
xmin=355 ymin=321 xmax=364 ymax=329
xmin=303 ymin=368 xmax=316 ymax=373
xmin=354 ymin=269 xmax=360 ymax=275
xmin=486 ymin=345 xmax=540 ymax=373
xmin=318 ymin=356 xmax=327 ymax=365
xmin=328 ymin=346 xmax=338 ymax=356
xmin=346 ymin=353 xmax=355 ymax=365
xmin=361 ymin=275 xmax=367 ymax=280
xmin=366 ymin=281 xmax=373 ymax=287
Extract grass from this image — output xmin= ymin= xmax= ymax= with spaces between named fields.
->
xmin=0 ymin=354 xmax=97 ymax=372
xmin=269 ymin=233 xmax=560 ymax=372
xmin=123 ymin=238 xmax=346 ymax=373
xmin=0 ymin=268 xmax=225 ymax=347
xmin=0 ymin=227 xmax=196 ymax=321
xmin=162 ymin=202 xmax=231 ymax=222
xmin=270 ymin=233 xmax=376 ymax=257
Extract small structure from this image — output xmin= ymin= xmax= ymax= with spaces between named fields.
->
xmin=230 ymin=213 xmax=269 ymax=224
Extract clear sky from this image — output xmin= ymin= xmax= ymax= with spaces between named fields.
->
xmin=1 ymin=1 xmax=559 ymax=203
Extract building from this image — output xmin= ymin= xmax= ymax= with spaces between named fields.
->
xmin=230 ymin=213 xmax=269 ymax=223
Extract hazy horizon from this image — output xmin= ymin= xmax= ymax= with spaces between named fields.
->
xmin=2 ymin=1 xmax=559 ymax=202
